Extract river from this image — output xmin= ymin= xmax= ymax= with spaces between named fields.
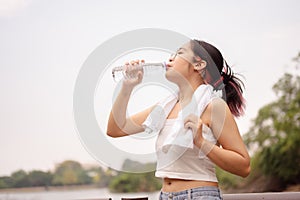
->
xmin=0 ymin=187 xmax=160 ymax=200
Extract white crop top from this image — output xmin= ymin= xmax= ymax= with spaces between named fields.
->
xmin=155 ymin=118 xmax=218 ymax=182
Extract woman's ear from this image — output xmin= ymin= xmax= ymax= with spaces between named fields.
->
xmin=194 ymin=60 xmax=207 ymax=71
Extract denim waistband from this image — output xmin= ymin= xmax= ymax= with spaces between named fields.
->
xmin=160 ymin=186 xmax=223 ymax=200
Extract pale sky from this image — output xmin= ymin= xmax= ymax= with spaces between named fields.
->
xmin=0 ymin=0 xmax=300 ymax=176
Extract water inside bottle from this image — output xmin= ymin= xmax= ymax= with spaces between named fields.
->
xmin=112 ymin=62 xmax=166 ymax=82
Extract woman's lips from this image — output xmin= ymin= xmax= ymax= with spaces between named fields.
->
xmin=166 ymin=64 xmax=173 ymax=69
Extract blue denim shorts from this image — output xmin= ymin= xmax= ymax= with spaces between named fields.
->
xmin=159 ymin=186 xmax=223 ymax=200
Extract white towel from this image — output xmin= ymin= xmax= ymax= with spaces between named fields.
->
xmin=142 ymin=84 xmax=219 ymax=152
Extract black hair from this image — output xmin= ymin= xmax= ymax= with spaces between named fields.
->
xmin=191 ymin=39 xmax=246 ymax=117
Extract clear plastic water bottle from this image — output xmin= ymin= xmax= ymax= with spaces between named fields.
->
xmin=112 ymin=62 xmax=166 ymax=82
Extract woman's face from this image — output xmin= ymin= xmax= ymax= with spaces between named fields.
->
xmin=165 ymin=42 xmax=199 ymax=83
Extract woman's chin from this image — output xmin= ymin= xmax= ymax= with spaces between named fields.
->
xmin=165 ymin=73 xmax=179 ymax=84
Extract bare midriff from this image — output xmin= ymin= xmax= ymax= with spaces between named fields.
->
xmin=162 ymin=178 xmax=218 ymax=192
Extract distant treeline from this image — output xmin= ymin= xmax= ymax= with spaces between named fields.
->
xmin=0 ymin=160 xmax=111 ymax=189
xmin=0 ymin=159 xmax=161 ymax=193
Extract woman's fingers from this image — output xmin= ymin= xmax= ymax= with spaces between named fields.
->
xmin=129 ymin=59 xmax=142 ymax=65
xmin=184 ymin=114 xmax=201 ymax=127
xmin=184 ymin=121 xmax=198 ymax=134
xmin=122 ymin=59 xmax=145 ymax=88
xmin=184 ymin=114 xmax=205 ymax=148
xmin=184 ymin=114 xmax=203 ymax=137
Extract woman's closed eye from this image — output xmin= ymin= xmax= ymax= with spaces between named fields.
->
xmin=177 ymin=50 xmax=184 ymax=55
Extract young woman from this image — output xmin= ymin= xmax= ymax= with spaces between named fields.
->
xmin=107 ymin=39 xmax=250 ymax=200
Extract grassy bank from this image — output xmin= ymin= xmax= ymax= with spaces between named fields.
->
xmin=0 ymin=184 xmax=100 ymax=193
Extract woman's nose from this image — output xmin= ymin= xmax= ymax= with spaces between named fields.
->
xmin=169 ymin=53 xmax=176 ymax=62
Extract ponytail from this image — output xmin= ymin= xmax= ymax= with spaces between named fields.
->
xmin=221 ymin=62 xmax=246 ymax=117
xmin=191 ymin=39 xmax=246 ymax=117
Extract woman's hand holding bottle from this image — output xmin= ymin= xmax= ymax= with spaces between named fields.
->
xmin=122 ymin=59 xmax=145 ymax=91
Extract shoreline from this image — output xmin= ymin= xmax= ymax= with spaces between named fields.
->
xmin=0 ymin=184 xmax=100 ymax=193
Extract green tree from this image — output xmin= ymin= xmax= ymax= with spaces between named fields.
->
xmin=244 ymin=57 xmax=300 ymax=185
xmin=108 ymin=159 xmax=162 ymax=193
xmin=109 ymin=171 xmax=161 ymax=193
xmin=0 ymin=176 xmax=14 ymax=189
xmin=11 ymin=170 xmax=30 ymax=188
xmin=27 ymin=170 xmax=53 ymax=187
xmin=87 ymin=166 xmax=112 ymax=187
xmin=52 ymin=160 xmax=92 ymax=186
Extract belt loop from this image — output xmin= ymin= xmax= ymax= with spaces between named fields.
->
xmin=188 ymin=189 xmax=191 ymax=200
xmin=219 ymin=188 xmax=223 ymax=200
xmin=168 ymin=193 xmax=173 ymax=200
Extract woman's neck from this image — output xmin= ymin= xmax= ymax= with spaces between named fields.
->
xmin=176 ymin=71 xmax=205 ymax=104
xmin=177 ymin=81 xmax=204 ymax=105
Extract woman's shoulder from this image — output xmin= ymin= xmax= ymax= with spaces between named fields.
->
xmin=202 ymin=97 xmax=231 ymax=126
xmin=208 ymin=96 xmax=229 ymax=111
